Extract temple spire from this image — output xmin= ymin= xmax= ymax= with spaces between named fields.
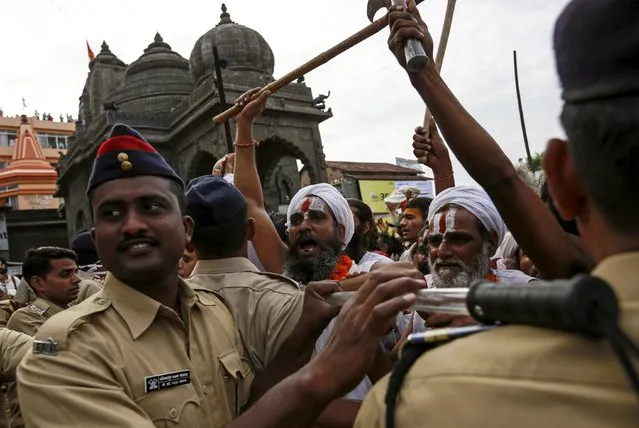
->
xmin=218 ymin=3 xmax=235 ymax=25
xmin=11 ymin=115 xmax=49 ymax=163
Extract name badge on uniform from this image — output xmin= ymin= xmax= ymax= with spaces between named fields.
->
xmin=28 ymin=305 xmax=46 ymax=316
xmin=144 ymin=370 xmax=191 ymax=393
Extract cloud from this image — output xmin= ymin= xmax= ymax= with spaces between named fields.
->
xmin=0 ymin=0 xmax=571 ymax=186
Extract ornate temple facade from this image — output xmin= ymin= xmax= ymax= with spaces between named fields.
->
xmin=0 ymin=115 xmax=72 ymax=210
xmin=56 ymin=4 xmax=332 ymax=242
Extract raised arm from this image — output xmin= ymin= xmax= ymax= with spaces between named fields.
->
xmin=413 ymin=120 xmax=455 ymax=194
xmin=386 ymin=1 xmax=592 ymax=278
xmin=233 ymin=89 xmax=289 ymax=273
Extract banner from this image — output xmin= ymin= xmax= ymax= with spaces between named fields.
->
xmin=395 ymin=180 xmax=434 ymax=199
xmin=358 ymin=181 xmax=397 ymax=214
xmin=359 ymin=180 xmax=434 ymax=213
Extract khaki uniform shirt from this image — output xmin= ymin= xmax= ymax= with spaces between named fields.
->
xmin=17 ymin=273 xmax=254 ymax=427
xmin=70 ymin=278 xmax=103 ymax=306
xmin=5 ymin=297 xmax=64 ymax=428
xmin=187 ymin=257 xmax=304 ymax=373
xmin=355 ymin=252 xmax=639 ymax=427
xmin=6 ymin=297 xmax=65 ymax=337
xmin=0 ymin=329 xmax=31 ymax=428
xmin=0 ymin=301 xmax=14 ymax=328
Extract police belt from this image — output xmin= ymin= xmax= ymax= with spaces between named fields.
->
xmin=346 ymin=275 xmax=638 ymax=428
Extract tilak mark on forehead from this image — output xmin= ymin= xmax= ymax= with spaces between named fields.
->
xmin=431 ymin=207 xmax=457 ymax=236
xmin=298 ymin=196 xmax=327 ymax=212
xmin=295 ymin=196 xmax=328 ymax=222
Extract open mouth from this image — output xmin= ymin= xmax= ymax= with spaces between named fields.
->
xmin=298 ymin=237 xmax=319 ymax=256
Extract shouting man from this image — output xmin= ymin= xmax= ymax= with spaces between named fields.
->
xmin=283 ymin=183 xmax=356 ymax=284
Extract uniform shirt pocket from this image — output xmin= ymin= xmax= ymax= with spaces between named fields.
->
xmin=218 ymin=348 xmax=252 ymax=414
xmin=135 ymin=384 xmax=200 ymax=427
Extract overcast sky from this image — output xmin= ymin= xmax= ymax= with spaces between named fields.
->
xmin=0 ymin=0 xmax=570 ymax=185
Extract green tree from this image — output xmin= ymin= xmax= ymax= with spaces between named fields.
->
xmin=530 ymin=152 xmax=543 ymax=172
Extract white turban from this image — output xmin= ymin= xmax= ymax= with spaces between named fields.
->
xmin=286 ymin=183 xmax=354 ymax=249
xmin=428 ymin=185 xmax=505 ymax=246
xmin=494 ymin=231 xmax=519 ymax=261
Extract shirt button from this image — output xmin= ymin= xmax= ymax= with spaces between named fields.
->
xmin=202 ymin=386 xmax=208 ymax=395
xmin=168 ymin=408 xmax=178 ymax=419
xmin=96 ymin=298 xmax=108 ymax=305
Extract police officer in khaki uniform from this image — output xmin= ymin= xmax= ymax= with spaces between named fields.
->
xmin=6 ymin=247 xmax=83 ymax=428
xmin=0 ymin=329 xmax=31 ymax=428
xmin=355 ymin=1 xmax=639 ymax=426
xmin=17 ymin=124 xmax=253 ymax=427
xmin=184 ymin=175 xmax=307 ymax=374
xmin=7 ymin=247 xmax=82 ymax=336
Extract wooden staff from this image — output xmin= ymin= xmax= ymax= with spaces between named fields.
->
xmin=213 ymin=15 xmax=389 ymax=124
xmin=513 ymin=50 xmax=534 ymax=171
xmin=419 ymin=0 xmax=457 ymax=161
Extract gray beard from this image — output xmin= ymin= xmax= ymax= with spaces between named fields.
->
xmin=283 ymin=241 xmax=342 ymax=285
xmin=429 ymin=241 xmax=492 ymax=289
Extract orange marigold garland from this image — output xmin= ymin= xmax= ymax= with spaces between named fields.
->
xmin=331 ymin=255 xmax=354 ymax=281
xmin=487 ymin=272 xmax=498 ymax=282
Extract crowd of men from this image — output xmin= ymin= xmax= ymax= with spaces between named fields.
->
xmin=0 ymin=0 xmax=636 ymax=426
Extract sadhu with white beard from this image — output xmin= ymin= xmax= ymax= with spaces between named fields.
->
xmin=411 ymin=185 xmax=535 ymax=331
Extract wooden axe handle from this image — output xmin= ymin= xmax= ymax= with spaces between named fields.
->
xmin=423 ymin=0 xmax=457 ymax=132
xmin=213 ymin=16 xmax=389 ymax=124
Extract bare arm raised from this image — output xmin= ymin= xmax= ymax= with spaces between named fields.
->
xmin=386 ymin=1 xmax=592 ymax=279
xmin=233 ymin=89 xmax=289 ymax=274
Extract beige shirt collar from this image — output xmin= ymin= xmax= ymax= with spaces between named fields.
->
xmin=192 ymin=257 xmax=259 ymax=276
xmin=592 ymin=251 xmax=639 ymax=304
xmin=103 ymin=272 xmax=199 ymax=340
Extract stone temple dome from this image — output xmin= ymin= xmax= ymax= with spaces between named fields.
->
xmin=190 ymin=4 xmax=275 ymax=84
xmin=112 ymin=33 xmax=192 ymax=114
xmin=126 ymin=32 xmax=190 ymax=81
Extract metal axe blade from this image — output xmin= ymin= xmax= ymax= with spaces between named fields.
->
xmin=367 ymin=0 xmax=427 ymax=23
xmin=367 ymin=0 xmax=392 ymax=22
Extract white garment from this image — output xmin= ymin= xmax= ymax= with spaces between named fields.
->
xmin=0 ymin=275 xmax=19 ymax=297
xmin=399 ymin=242 xmax=417 ymax=263
xmin=410 ymin=269 xmax=536 ymax=334
xmin=355 ymin=251 xmax=394 ymax=273
xmin=313 ymin=261 xmax=373 ymax=401
xmin=247 ymin=241 xmax=265 ymax=272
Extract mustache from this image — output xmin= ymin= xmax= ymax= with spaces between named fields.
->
xmin=432 ymin=256 xmax=466 ymax=271
xmin=291 ymin=231 xmax=320 ymax=249
xmin=117 ymin=234 xmax=159 ymax=251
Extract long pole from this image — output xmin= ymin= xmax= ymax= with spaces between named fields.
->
xmin=213 ymin=46 xmax=234 ymax=153
xmin=513 ymin=50 xmax=534 ymax=171
xmin=213 ymin=14 xmax=390 ymax=124
xmin=421 ymin=0 xmax=457 ymax=143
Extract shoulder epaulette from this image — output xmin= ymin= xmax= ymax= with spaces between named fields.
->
xmin=27 ymin=304 xmax=47 ymax=316
xmin=253 ymin=271 xmax=302 ymax=290
xmin=33 ymin=293 xmax=112 ymax=350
